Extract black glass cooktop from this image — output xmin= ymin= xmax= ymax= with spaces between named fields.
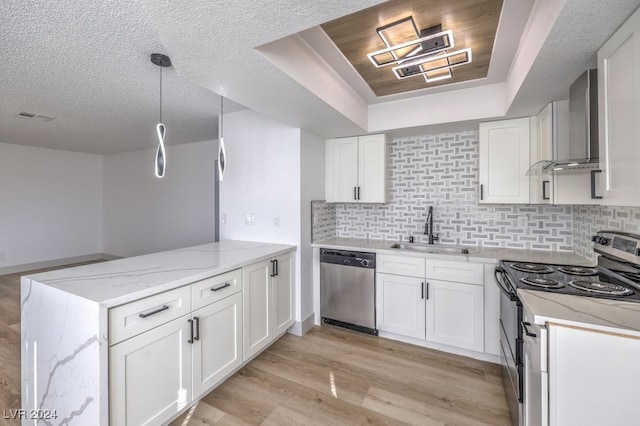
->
xmin=500 ymin=260 xmax=640 ymax=303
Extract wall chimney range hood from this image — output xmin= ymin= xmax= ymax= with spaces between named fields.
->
xmin=528 ymin=69 xmax=599 ymax=175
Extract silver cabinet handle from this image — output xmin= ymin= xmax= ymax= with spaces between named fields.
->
xmin=139 ymin=305 xmax=169 ymax=318
xmin=480 ymin=184 xmax=484 ymax=200
xmin=542 ymin=180 xmax=550 ymax=200
xmin=211 ymin=282 xmax=231 ymax=292
xmin=421 ymin=282 xmax=424 ymax=300
xmin=425 ymin=282 xmax=429 ymax=300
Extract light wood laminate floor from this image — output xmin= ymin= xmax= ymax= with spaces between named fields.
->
xmin=0 ymin=263 xmax=510 ymax=426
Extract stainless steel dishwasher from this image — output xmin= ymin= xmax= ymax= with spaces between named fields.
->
xmin=320 ymin=249 xmax=377 ymax=335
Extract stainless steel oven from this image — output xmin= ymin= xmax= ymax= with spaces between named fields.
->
xmin=495 ymin=266 xmax=522 ymax=426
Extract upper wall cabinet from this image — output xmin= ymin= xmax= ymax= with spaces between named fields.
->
xmin=479 ymin=118 xmax=531 ymax=204
xmin=326 ymin=134 xmax=388 ymax=203
xmin=598 ymin=6 xmax=640 ymax=207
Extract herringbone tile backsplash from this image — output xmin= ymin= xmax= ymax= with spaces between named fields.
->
xmin=312 ymin=131 xmax=640 ymax=258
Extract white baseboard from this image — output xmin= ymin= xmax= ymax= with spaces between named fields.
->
xmin=288 ymin=313 xmax=315 ymax=337
xmin=0 ymin=253 xmax=122 ymax=276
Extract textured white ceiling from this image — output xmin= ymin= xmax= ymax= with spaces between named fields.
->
xmin=0 ymin=0 xmax=243 ymax=155
xmin=2 ymin=0 xmax=640 ymax=154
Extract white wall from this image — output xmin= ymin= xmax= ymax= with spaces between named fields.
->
xmin=219 ymin=109 xmax=304 ymax=320
xmin=102 ymin=140 xmax=216 ymax=257
xmin=299 ymin=130 xmax=325 ymax=322
xmin=0 ymin=143 xmax=102 ymax=268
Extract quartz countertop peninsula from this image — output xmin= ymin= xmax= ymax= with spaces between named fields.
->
xmin=24 ymin=240 xmax=296 ymax=308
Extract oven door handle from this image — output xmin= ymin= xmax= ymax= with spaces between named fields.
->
xmin=495 ymin=266 xmax=518 ymax=301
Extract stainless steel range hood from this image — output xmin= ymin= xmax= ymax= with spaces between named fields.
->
xmin=528 ymin=69 xmax=599 ymax=175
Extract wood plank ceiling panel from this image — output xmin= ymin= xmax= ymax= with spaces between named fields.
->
xmin=321 ymin=0 xmax=503 ymax=97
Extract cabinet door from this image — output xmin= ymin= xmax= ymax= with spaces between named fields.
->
xmin=479 ymin=118 xmax=530 ymax=204
xmin=598 ymin=7 xmax=640 ymax=207
xmin=192 ymin=292 xmax=243 ymax=400
xmin=358 ymin=134 xmax=388 ymax=203
xmin=530 ymin=104 xmax=554 ymax=204
xmin=326 ymin=137 xmax=358 ymax=202
xmin=243 ymin=260 xmax=272 ymax=360
xmin=110 ymin=316 xmax=192 ymax=426
xmin=376 ymin=273 xmax=425 ymax=340
xmin=273 ymin=253 xmax=295 ymax=336
xmin=426 ymin=280 xmax=484 ymax=352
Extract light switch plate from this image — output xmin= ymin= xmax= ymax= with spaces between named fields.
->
xmin=273 ymin=215 xmax=280 ymax=227
xmin=244 ymin=213 xmax=254 ymax=225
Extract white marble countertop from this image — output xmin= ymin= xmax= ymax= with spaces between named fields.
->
xmin=24 ymin=240 xmax=296 ymax=308
xmin=518 ymin=289 xmax=640 ymax=338
xmin=312 ymin=237 xmax=593 ymax=266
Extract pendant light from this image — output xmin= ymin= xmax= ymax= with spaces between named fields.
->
xmin=150 ymin=53 xmax=172 ymax=178
xmin=217 ymin=95 xmax=227 ymax=181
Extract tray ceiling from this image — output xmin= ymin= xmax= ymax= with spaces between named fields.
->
xmin=321 ymin=0 xmax=503 ymax=97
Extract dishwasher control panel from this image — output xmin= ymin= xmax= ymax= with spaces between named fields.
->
xmin=320 ymin=249 xmax=376 ymax=269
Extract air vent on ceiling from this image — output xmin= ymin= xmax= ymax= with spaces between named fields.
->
xmin=16 ymin=112 xmax=56 ymax=122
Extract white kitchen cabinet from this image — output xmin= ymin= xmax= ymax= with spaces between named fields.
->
xmin=243 ymin=252 xmax=295 ymax=360
xmin=376 ymin=256 xmax=485 ymax=354
xmin=326 ymin=134 xmax=388 ymax=203
xmin=479 ymin=118 xmax=531 ymax=204
xmin=425 ymin=279 xmax=484 ymax=352
xmin=192 ymin=292 xmax=243 ymax=400
xmin=242 ymin=259 xmax=272 ymax=360
xmin=530 ymin=104 xmax=554 ymax=204
xmin=597 ymin=6 xmax=640 ymax=207
xmin=273 ymin=252 xmax=295 ymax=336
xmin=110 ymin=315 xmax=192 ymax=426
xmin=376 ymin=272 xmax=426 ymax=339
xmin=548 ymin=325 xmax=640 ymax=425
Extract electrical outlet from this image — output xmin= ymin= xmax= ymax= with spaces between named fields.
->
xmin=273 ymin=215 xmax=280 ymax=227
xmin=518 ymin=216 xmax=528 ymax=227
xmin=221 ymin=213 xmax=227 ymax=224
xmin=244 ymin=213 xmax=254 ymax=225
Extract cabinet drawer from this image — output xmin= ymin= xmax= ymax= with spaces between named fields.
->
xmin=109 ymin=285 xmax=191 ymax=346
xmin=425 ymin=260 xmax=484 ymax=285
xmin=191 ymin=268 xmax=242 ymax=310
xmin=377 ymin=254 xmax=425 ymax=277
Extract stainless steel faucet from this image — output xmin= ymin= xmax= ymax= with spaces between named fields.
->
xmin=424 ymin=206 xmax=439 ymax=244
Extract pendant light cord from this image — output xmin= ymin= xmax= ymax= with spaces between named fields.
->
xmin=159 ymin=65 xmax=163 ymax=123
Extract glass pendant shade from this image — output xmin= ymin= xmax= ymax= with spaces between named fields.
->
xmin=155 ymin=123 xmax=166 ymax=178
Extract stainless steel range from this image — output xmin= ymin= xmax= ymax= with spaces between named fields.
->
xmin=494 ymin=230 xmax=640 ymax=426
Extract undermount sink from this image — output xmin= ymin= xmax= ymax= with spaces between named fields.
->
xmin=389 ymin=243 xmax=478 ymax=255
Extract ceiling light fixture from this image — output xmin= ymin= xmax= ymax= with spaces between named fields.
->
xmin=217 ymin=95 xmax=226 ymax=181
xmin=392 ymin=48 xmax=472 ymax=80
xmin=150 ymin=53 xmax=171 ymax=179
xmin=368 ymin=17 xmax=471 ymax=83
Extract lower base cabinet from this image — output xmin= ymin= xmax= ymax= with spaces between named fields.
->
xmin=426 ymin=280 xmax=484 ymax=352
xmin=109 ymin=315 xmax=193 ymax=426
xmin=192 ymin=292 xmax=243 ymax=399
xmin=109 ymin=250 xmax=295 ymax=426
xmin=243 ymin=252 xmax=294 ymax=361
xmin=376 ymin=256 xmax=485 ymax=354
xmin=376 ymin=273 xmax=425 ymax=339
